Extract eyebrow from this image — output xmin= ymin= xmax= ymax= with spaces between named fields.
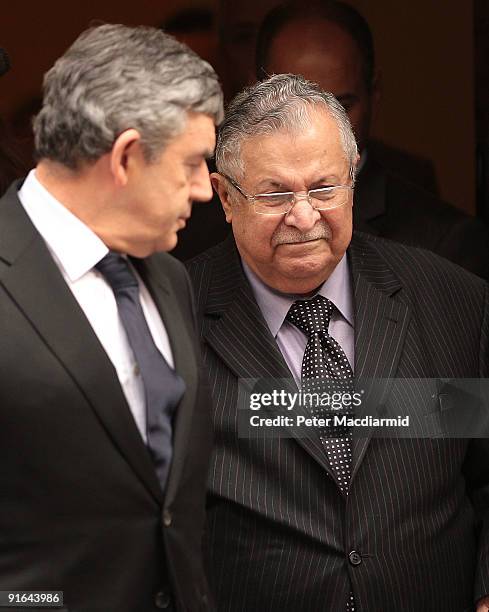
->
xmin=257 ymin=180 xmax=287 ymax=190
xmin=186 ymin=149 xmax=214 ymax=162
xmin=254 ymin=176 xmax=342 ymax=192
xmin=309 ymin=175 xmax=342 ymax=186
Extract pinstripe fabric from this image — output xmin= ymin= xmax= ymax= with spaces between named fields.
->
xmin=187 ymin=232 xmax=489 ymax=612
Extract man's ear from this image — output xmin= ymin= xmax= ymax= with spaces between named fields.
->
xmin=211 ymin=172 xmax=234 ymax=223
xmin=110 ymin=129 xmax=142 ymax=186
xmin=353 ymin=152 xmax=361 ymax=188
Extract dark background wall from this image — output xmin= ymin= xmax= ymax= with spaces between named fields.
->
xmin=475 ymin=0 xmax=489 ymax=222
xmin=1 ymin=0 xmax=190 ymax=116
xmin=349 ymin=0 xmax=475 ymax=214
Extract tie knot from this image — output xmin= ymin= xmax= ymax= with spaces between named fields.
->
xmin=286 ymin=295 xmax=334 ymax=338
xmin=95 ymin=252 xmax=138 ymax=293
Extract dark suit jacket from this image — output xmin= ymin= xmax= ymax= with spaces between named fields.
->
xmin=173 ymin=156 xmax=489 ymax=279
xmin=0 ymin=182 xmax=213 ymax=612
xmin=355 ymin=155 xmax=489 ymax=279
xmin=366 ymin=139 xmax=440 ymax=195
xmin=187 ymin=234 xmax=489 ymax=612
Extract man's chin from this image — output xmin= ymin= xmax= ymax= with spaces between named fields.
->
xmin=176 ymin=217 xmax=188 ymax=230
xmin=270 ymin=271 xmax=330 ymax=295
xmin=276 ymin=250 xmax=337 ymax=286
xmin=163 ymin=233 xmax=179 ymax=253
xmin=150 ymin=230 xmax=178 ymax=255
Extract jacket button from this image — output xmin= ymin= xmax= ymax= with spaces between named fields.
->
xmin=348 ymin=550 xmax=362 ymax=566
xmin=154 ymin=590 xmax=171 ymax=608
xmin=163 ymin=509 xmax=172 ymax=527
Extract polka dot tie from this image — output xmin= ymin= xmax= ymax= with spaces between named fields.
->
xmin=287 ymin=295 xmax=354 ymax=490
xmin=287 ymin=295 xmax=356 ymax=611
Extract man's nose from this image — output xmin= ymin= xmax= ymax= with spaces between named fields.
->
xmin=190 ymin=161 xmax=214 ymax=202
xmin=283 ymin=196 xmax=321 ymax=231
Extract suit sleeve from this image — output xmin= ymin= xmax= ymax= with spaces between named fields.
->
xmin=435 ymin=216 xmax=489 ymax=280
xmin=463 ymin=284 xmax=489 ymax=601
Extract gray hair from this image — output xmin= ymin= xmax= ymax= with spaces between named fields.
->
xmin=33 ymin=24 xmax=224 ymax=168
xmin=215 ymin=74 xmax=357 ymax=181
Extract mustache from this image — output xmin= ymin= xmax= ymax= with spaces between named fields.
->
xmin=271 ymin=218 xmax=332 ymax=247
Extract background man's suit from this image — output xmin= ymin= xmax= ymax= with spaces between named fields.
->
xmin=187 ymin=233 xmax=489 ymax=612
xmin=174 ymin=159 xmax=489 ymax=280
xmin=0 ymin=182 xmax=213 ymax=612
xmin=354 ymin=155 xmax=489 ymax=278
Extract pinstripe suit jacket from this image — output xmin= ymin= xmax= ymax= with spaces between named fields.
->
xmin=187 ymin=232 xmax=489 ymax=612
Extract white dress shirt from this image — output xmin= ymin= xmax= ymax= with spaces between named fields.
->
xmin=18 ymin=169 xmax=175 ymax=443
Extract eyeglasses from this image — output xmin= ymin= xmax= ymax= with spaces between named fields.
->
xmin=220 ymin=173 xmax=354 ymax=216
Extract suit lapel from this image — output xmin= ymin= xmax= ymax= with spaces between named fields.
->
xmin=200 ymin=235 xmax=412 ymax=485
xmin=133 ymin=256 xmax=198 ymax=507
xmin=202 ymin=238 xmax=290 ymax=382
xmin=0 ymin=186 xmax=163 ymax=504
xmin=348 ymin=234 xmax=412 ymax=477
xmin=202 ymin=238 xmax=346 ymax=479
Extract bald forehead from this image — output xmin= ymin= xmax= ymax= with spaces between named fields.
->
xmin=267 ymin=17 xmax=364 ymax=68
xmin=265 ymin=19 xmax=367 ymax=102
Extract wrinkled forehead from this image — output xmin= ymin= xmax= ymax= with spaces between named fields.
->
xmin=239 ymin=108 xmax=346 ymax=160
xmin=237 ymin=122 xmax=350 ymax=187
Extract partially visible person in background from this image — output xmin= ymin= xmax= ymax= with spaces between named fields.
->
xmin=257 ymin=0 xmax=439 ymax=193
xmin=254 ymin=0 xmax=489 ymax=277
xmin=162 ymin=7 xmax=217 ymax=67
xmin=215 ymin=0 xmax=281 ymax=101
xmin=170 ymin=0 xmax=283 ymax=260
xmin=162 ymin=7 xmax=228 ymax=262
xmin=216 ymin=0 xmax=438 ymax=195
xmin=174 ymin=0 xmax=488 ymax=275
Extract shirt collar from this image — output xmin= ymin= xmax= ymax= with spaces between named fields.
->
xmin=18 ymin=169 xmax=108 ymax=281
xmin=243 ymin=253 xmax=354 ymax=338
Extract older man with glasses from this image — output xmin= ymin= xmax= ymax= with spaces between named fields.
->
xmin=187 ymin=74 xmax=489 ymax=612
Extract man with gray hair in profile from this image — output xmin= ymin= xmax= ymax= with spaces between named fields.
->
xmin=0 ymin=24 xmax=222 ymax=611
xmin=187 ymin=74 xmax=489 ymax=611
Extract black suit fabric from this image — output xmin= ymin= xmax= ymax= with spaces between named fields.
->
xmin=174 ymin=156 xmax=488 ymax=280
xmin=0 ymin=182 xmax=213 ymax=612
xmin=355 ymin=155 xmax=489 ymax=279
xmin=366 ymin=139 xmax=440 ymax=195
xmin=187 ymin=234 xmax=489 ymax=612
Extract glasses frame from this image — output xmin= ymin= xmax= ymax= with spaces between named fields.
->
xmin=220 ymin=172 xmax=355 ymax=216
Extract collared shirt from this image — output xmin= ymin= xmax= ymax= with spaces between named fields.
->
xmin=18 ymin=169 xmax=175 ymax=443
xmin=243 ymin=254 xmax=354 ymax=384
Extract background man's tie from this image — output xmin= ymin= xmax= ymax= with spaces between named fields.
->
xmin=96 ymin=252 xmax=185 ymax=491
xmin=287 ymin=295 xmax=356 ymax=611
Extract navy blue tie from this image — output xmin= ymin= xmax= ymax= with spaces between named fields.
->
xmin=96 ymin=252 xmax=185 ymax=491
